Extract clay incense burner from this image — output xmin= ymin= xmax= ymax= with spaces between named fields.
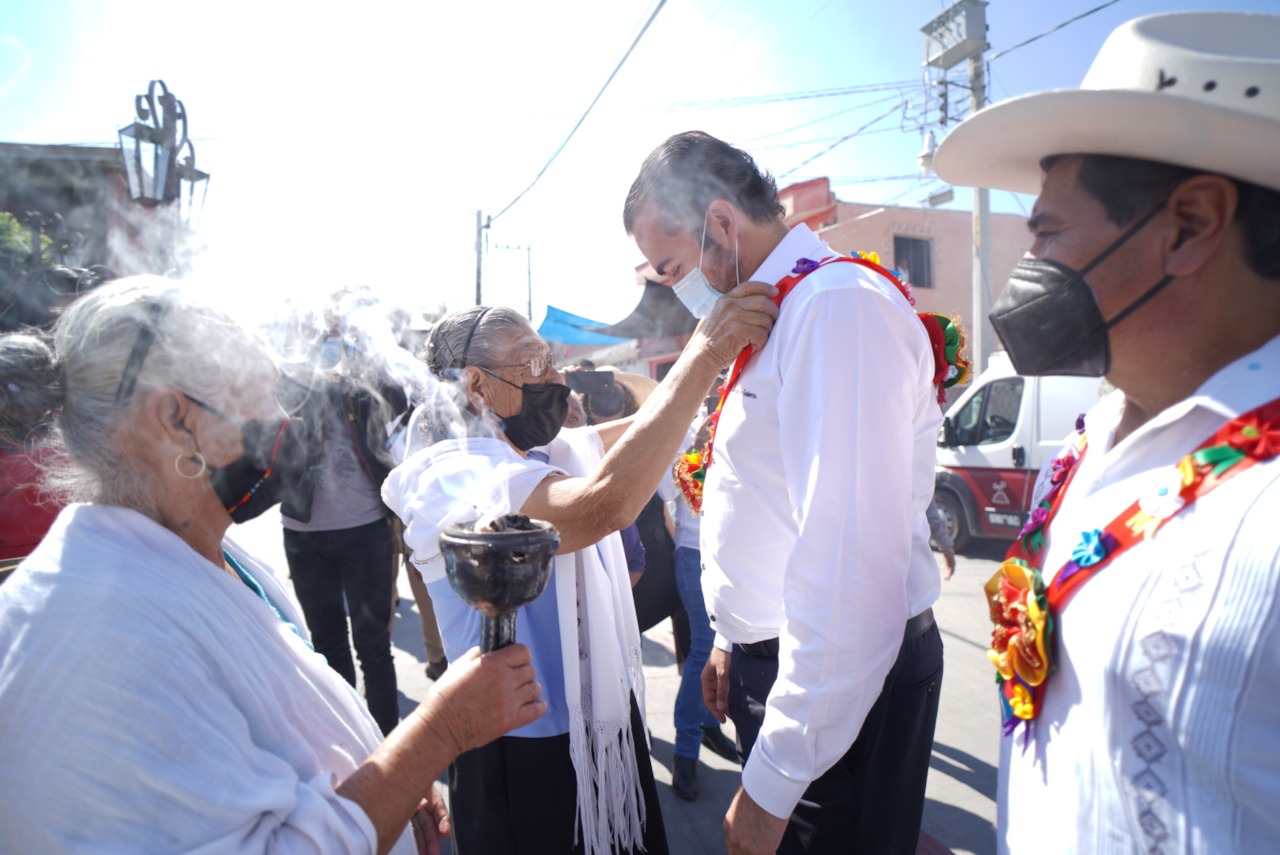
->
xmin=438 ymin=515 xmax=560 ymax=651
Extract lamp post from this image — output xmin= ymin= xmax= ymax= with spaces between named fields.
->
xmin=118 ymin=80 xmax=210 ymax=230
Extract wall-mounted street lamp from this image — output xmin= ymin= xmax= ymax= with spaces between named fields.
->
xmin=118 ymin=80 xmax=209 ymax=229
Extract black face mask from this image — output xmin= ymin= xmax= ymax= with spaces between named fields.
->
xmin=186 ymin=393 xmax=307 ymax=523
xmin=480 ymin=369 xmax=571 ymax=452
xmin=208 ymin=416 xmax=307 ymax=523
xmin=989 ymin=204 xmax=1175 ymax=377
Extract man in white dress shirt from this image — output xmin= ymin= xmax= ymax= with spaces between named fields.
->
xmin=625 ymin=131 xmax=945 ymax=854
xmin=934 ymin=11 xmax=1280 ymax=853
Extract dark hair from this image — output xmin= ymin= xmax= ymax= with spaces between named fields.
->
xmin=623 ymin=131 xmax=785 ymax=238
xmin=0 ymin=331 xmax=61 ymax=447
xmin=1044 ymin=154 xmax=1280 ymax=280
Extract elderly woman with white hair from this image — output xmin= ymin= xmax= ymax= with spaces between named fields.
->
xmin=0 ymin=276 xmax=545 ymax=854
xmin=384 ymin=291 xmax=776 ymax=855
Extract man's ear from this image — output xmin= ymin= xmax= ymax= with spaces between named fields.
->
xmin=1164 ymin=174 xmax=1237 ymax=278
xmin=706 ymin=199 xmax=738 ymax=244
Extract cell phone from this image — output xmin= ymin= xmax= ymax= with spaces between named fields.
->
xmin=564 ymin=370 xmax=616 ymax=396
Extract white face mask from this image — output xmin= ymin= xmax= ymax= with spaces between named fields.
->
xmin=672 ymin=209 xmax=738 ymax=319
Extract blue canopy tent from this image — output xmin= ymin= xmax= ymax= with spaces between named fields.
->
xmin=536 ymin=305 xmax=630 ymax=346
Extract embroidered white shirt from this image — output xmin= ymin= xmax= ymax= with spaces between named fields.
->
xmin=999 ymin=334 xmax=1280 ymax=854
xmin=701 ymin=223 xmax=943 ymax=818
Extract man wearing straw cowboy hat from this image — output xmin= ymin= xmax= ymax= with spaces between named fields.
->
xmin=934 ymin=10 xmax=1280 ymax=853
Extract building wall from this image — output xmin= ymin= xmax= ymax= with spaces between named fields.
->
xmin=779 ymin=178 xmax=1032 ymax=331
xmin=816 ymin=200 xmax=1030 ymax=324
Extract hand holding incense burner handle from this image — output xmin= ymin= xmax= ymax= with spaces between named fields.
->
xmin=438 ymin=515 xmax=560 ymax=652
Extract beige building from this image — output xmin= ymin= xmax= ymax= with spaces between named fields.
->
xmin=781 ymin=176 xmax=1031 ymax=336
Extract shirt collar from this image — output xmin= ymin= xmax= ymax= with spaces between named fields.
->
xmin=1087 ymin=332 xmax=1280 ymax=451
xmin=748 ymin=223 xmax=832 ymax=286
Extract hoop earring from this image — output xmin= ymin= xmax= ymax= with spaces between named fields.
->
xmin=175 ymin=452 xmax=207 ymax=479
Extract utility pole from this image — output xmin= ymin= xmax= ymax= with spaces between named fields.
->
xmin=968 ymin=51 xmax=993 ymax=375
xmin=474 ymin=210 xmax=490 ymax=306
xmin=524 ymin=245 xmax=532 ymax=321
xmin=921 ymin=0 xmax=992 ymax=374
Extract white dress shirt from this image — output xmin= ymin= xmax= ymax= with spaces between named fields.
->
xmin=999 ymin=334 xmax=1280 ymax=854
xmin=701 ymin=223 xmax=943 ymax=819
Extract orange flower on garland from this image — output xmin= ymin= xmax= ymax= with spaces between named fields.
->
xmin=984 ymin=558 xmax=1053 ymax=723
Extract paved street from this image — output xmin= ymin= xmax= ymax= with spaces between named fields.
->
xmin=232 ymin=509 xmax=1006 ymax=854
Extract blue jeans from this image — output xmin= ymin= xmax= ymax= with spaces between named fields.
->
xmin=673 ymin=546 xmax=720 ymax=759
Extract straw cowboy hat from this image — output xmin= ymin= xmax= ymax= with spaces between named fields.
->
xmin=934 ymin=11 xmax=1280 ymax=195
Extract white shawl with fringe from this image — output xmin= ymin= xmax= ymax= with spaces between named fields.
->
xmin=383 ymin=430 xmax=647 ymax=853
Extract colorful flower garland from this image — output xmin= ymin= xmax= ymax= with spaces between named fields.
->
xmin=986 ymin=396 xmax=1280 ymax=731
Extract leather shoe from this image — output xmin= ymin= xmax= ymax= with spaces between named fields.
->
xmin=701 ymin=726 xmax=741 ymax=764
xmin=672 ymin=756 xmax=698 ymax=801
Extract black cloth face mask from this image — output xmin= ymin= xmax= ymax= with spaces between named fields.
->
xmin=989 ymin=203 xmax=1175 ymax=377
xmin=190 ymin=397 xmax=307 ymax=523
xmin=478 ymin=368 xmax=571 ymax=452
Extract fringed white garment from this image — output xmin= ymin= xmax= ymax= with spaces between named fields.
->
xmin=384 ymin=430 xmax=647 ymax=853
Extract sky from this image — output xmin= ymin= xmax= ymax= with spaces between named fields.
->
xmin=2 ymin=0 xmax=1275 ymax=330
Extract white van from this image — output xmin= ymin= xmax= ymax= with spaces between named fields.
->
xmin=933 ymin=351 xmax=1109 ymax=550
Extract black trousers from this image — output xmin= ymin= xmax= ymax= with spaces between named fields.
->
xmin=729 ymin=622 xmax=943 ymax=854
xmin=283 ymin=517 xmax=400 ymax=735
xmin=449 ymin=695 xmax=668 ymax=855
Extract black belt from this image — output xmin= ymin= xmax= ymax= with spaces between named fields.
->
xmin=734 ymin=638 xmax=780 ymax=658
xmin=904 ymin=606 xmax=935 ymax=641
xmin=733 ymin=607 xmax=935 ymax=659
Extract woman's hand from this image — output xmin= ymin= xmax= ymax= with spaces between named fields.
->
xmin=338 ymin=644 xmax=543 ymax=855
xmin=416 ymin=644 xmax=546 ymax=758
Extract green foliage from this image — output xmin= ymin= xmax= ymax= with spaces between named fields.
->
xmin=0 ymin=212 xmax=54 ymax=276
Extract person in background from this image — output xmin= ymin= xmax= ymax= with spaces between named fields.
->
xmin=0 ymin=266 xmax=116 ymax=583
xmin=924 ymin=496 xmax=956 ymax=581
xmin=391 ymin=513 xmax=450 ymax=681
xmin=0 ymin=276 xmax=543 ymax=854
xmin=933 ymin=11 xmax=1280 ymax=852
xmin=383 ymin=295 xmax=774 ymax=855
xmin=564 ymin=389 xmax=587 ymax=429
xmin=532 ymin=385 xmax=647 ymax=587
xmin=660 ymin=412 xmax=741 ymax=802
xmin=0 ymin=334 xmax=64 ymax=584
xmin=0 ymin=264 xmax=116 ymax=334
xmin=278 ymin=315 xmax=409 ymax=736
xmin=626 ymin=131 xmax=945 ymax=854
xmin=577 ymin=368 xmax=693 ymax=668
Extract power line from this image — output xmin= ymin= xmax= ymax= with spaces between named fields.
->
xmin=988 ymin=0 xmax=1124 ymax=62
xmin=745 ymin=92 xmax=906 ymax=145
xmin=672 ymin=80 xmax=917 ymax=111
xmin=753 ymin=126 xmax=898 ymax=152
xmin=490 ymin=0 xmax=668 ymax=223
xmin=777 ymin=99 xmax=905 ymax=181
